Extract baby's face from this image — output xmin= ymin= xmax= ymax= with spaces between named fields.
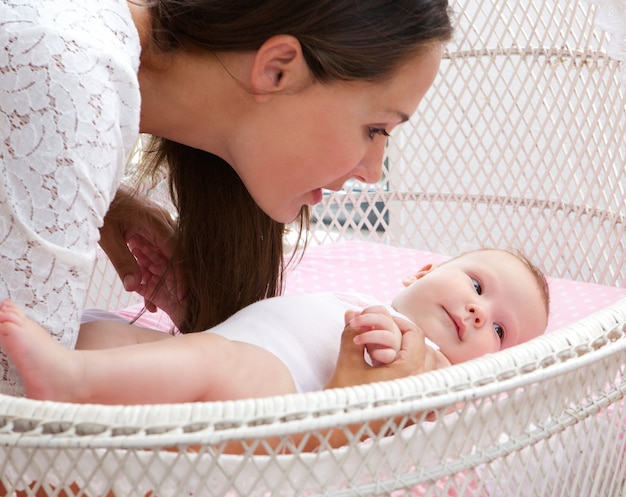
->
xmin=391 ymin=250 xmax=547 ymax=365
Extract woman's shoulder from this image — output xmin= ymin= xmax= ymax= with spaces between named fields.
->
xmin=592 ymin=0 xmax=626 ymax=82
xmin=0 ymin=0 xmax=141 ymax=151
xmin=1 ymin=0 xmax=140 ymax=68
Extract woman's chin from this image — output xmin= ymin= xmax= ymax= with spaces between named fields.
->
xmin=266 ymin=197 xmax=316 ymax=224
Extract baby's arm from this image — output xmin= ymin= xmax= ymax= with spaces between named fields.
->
xmin=126 ymin=234 xmax=187 ymax=329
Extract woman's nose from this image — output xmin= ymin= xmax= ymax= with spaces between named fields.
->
xmin=353 ymin=142 xmax=386 ymax=184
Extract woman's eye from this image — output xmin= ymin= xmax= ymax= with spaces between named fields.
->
xmin=471 ymin=278 xmax=482 ymax=295
xmin=493 ymin=323 xmax=505 ymax=341
xmin=368 ymin=127 xmax=390 ymax=140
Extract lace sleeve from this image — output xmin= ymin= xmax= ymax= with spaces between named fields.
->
xmin=591 ymin=0 xmax=626 ymax=81
xmin=0 ymin=0 xmax=140 ymax=395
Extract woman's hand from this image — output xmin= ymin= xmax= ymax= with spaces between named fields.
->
xmin=99 ymin=185 xmax=177 ymax=311
xmin=324 ymin=309 xmax=438 ymax=390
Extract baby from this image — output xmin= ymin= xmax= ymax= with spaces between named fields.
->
xmin=0 ymin=249 xmax=549 ymax=404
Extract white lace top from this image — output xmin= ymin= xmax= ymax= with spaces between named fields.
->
xmin=0 ymin=0 xmax=141 ymax=395
xmin=592 ymin=0 xmax=626 ymax=81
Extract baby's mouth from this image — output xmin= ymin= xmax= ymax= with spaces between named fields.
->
xmin=445 ymin=308 xmax=465 ymax=340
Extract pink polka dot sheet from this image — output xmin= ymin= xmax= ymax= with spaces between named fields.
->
xmin=119 ymin=241 xmax=625 ymax=335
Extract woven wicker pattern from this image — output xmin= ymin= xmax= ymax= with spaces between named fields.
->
xmin=1 ymin=0 xmax=625 ymax=495
xmin=312 ymin=0 xmax=625 ymax=287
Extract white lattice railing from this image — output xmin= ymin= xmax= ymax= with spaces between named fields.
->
xmin=310 ymin=0 xmax=625 ymax=287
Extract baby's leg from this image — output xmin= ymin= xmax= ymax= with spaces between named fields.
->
xmin=0 ymin=299 xmax=81 ymax=401
xmin=77 ymin=319 xmax=174 ymax=350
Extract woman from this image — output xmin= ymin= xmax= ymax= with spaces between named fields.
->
xmin=0 ymin=0 xmax=453 ymax=396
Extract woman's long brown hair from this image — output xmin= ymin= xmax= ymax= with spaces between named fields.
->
xmin=138 ymin=141 xmax=308 ymax=332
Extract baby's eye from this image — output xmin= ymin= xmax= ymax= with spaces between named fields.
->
xmin=493 ymin=323 xmax=504 ymax=341
xmin=471 ymin=278 xmax=482 ymax=295
xmin=368 ymin=127 xmax=390 ymax=140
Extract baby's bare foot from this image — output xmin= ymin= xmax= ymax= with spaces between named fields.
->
xmin=0 ymin=299 xmax=44 ymax=354
xmin=0 ymin=299 xmax=78 ymax=401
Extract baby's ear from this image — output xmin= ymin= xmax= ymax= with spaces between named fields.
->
xmin=401 ymin=263 xmax=435 ymax=287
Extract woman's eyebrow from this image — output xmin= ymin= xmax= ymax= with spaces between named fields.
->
xmin=381 ymin=109 xmax=411 ymax=123
xmin=393 ymin=111 xmax=410 ymax=123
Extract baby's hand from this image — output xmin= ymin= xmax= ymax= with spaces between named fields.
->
xmin=347 ymin=306 xmax=403 ymax=366
xmin=127 ymin=235 xmax=187 ymax=328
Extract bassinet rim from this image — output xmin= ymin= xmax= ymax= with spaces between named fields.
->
xmin=0 ymin=297 xmax=624 ymax=450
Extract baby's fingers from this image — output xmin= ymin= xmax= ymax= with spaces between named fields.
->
xmin=349 ymin=312 xmax=396 ymax=332
xmin=368 ymin=347 xmax=397 ymax=365
xmin=359 ymin=305 xmax=392 ymax=316
xmin=354 ymin=329 xmax=399 ymax=349
xmin=128 ymin=236 xmax=169 ymax=267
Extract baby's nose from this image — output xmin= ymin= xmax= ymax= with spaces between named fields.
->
xmin=466 ymin=303 xmax=486 ymax=328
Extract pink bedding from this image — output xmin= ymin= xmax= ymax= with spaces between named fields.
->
xmin=116 ymin=241 xmax=626 ymax=334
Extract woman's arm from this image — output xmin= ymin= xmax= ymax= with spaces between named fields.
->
xmin=0 ymin=0 xmax=141 ymax=394
xmin=299 ymin=314 xmax=437 ymax=451
xmin=221 ymin=313 xmax=438 ymax=455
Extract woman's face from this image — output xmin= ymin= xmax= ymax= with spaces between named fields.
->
xmin=229 ymin=47 xmax=442 ymax=223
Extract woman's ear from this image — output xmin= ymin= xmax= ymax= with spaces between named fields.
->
xmin=249 ymin=35 xmax=309 ymax=101
xmin=401 ymin=263 xmax=435 ymax=287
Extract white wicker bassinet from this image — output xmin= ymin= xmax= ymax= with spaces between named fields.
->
xmin=1 ymin=0 xmax=625 ymax=496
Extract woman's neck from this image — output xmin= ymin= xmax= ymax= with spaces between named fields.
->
xmin=138 ymin=52 xmax=251 ymax=162
xmin=127 ymin=1 xmax=255 ymax=162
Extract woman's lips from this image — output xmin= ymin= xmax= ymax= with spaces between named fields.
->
xmin=311 ymin=189 xmax=323 ymax=205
